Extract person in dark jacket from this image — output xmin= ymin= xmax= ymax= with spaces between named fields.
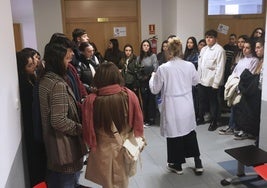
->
xmin=16 ymin=49 xmax=47 ymax=187
xmin=72 ymin=28 xmax=90 ymax=67
xmin=157 ymin=40 xmax=168 ymax=65
xmin=119 ymin=44 xmax=140 ymax=99
xmin=223 ymin=33 xmax=238 ymax=85
xmin=104 ymin=38 xmax=123 ymax=68
xmin=184 ymin=36 xmax=199 ymax=118
xmin=234 ymin=38 xmax=264 ymax=142
xmin=90 ymin=42 xmax=104 ymax=64
xmin=137 ymin=39 xmax=159 ymax=126
xmin=234 ymin=69 xmax=261 ymax=140
xmin=77 ymin=42 xmax=99 ymax=93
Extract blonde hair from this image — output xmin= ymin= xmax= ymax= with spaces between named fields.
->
xmin=166 ymin=37 xmax=183 ymax=59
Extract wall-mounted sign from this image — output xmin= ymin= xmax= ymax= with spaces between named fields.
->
xmin=149 ymin=24 xmax=155 ymax=35
xmin=217 ymin=23 xmax=229 ymax=35
xmin=114 ymin=27 xmax=126 ymax=37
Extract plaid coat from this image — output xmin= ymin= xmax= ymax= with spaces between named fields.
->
xmin=39 ymin=72 xmax=87 ymax=173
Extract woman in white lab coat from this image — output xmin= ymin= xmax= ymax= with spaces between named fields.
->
xmin=149 ymin=37 xmax=203 ymax=175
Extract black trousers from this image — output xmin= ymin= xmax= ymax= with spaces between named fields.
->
xmin=198 ymin=84 xmax=221 ymax=123
xmin=192 ymin=86 xmax=199 ymax=117
xmin=167 ymin=130 xmax=200 ymax=164
xmin=125 ymin=83 xmax=142 ymax=109
xmin=140 ymin=81 xmax=156 ymax=123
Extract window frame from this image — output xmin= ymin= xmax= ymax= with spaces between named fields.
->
xmin=206 ymin=0 xmax=266 ymax=19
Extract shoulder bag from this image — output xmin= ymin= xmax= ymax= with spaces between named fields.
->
xmin=111 ymin=122 xmax=146 ymax=177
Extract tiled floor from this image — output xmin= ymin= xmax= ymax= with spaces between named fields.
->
xmin=79 ymin=118 xmax=265 ymax=188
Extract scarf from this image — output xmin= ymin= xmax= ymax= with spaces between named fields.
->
xmin=82 ymin=84 xmax=143 ymax=151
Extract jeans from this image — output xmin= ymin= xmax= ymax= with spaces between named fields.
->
xmin=229 ymin=107 xmax=235 ymax=129
xmin=47 ymin=170 xmax=80 ymax=188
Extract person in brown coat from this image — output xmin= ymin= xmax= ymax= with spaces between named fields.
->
xmin=82 ymin=62 xmax=144 ymax=188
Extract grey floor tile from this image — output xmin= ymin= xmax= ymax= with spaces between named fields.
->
xmin=79 ymin=118 xmax=265 ymax=188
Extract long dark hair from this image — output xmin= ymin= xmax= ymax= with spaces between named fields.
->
xmin=16 ymin=50 xmax=36 ymax=83
xmin=109 ymin=38 xmax=120 ymax=53
xmin=104 ymin=38 xmax=122 ymax=65
xmin=184 ymin=37 xmax=198 ymax=60
xmin=93 ymin=62 xmax=127 ymax=134
xmin=234 ymin=35 xmax=249 ymax=60
xmin=49 ymin=33 xmax=74 ymax=49
xmin=160 ymin=40 xmax=168 ymax=52
xmin=21 ymin=48 xmax=40 ymax=60
xmin=250 ymin=27 xmax=265 ymax=41
xmin=122 ymin=44 xmax=134 ymax=58
xmin=139 ymin=39 xmax=153 ymax=62
xmin=118 ymin=44 xmax=136 ymax=69
xmin=42 ymin=43 xmax=68 ymax=78
xmin=255 ymin=37 xmax=265 ymax=59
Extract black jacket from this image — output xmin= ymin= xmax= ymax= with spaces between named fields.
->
xmin=76 ymin=54 xmax=99 ymax=93
xmin=234 ymin=69 xmax=261 ymax=136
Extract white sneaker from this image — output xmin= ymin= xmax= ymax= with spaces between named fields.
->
xmin=218 ymin=127 xmax=234 ymax=135
xmin=143 ymin=123 xmax=149 ymax=128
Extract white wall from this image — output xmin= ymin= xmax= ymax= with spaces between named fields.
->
xmin=140 ymin=0 xmax=162 ymax=53
xmin=176 ymin=0 xmax=205 ymax=45
xmin=259 ymin=5 xmax=267 ymax=151
xmin=161 ymin=0 xmax=205 ymax=50
xmin=32 ymin=0 xmax=63 ymax=56
xmin=0 ymin=0 xmax=25 ymax=187
xmin=11 ymin=0 xmax=37 ymax=49
xmin=261 ymin=10 xmax=267 ymax=101
xmin=141 ymin=0 xmax=205 ymax=52
xmin=11 ymin=0 xmax=63 ymax=56
xmin=162 ymin=0 xmax=177 ymax=38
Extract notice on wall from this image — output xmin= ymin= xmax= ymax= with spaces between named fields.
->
xmin=114 ymin=27 xmax=126 ymax=37
xmin=217 ymin=23 xmax=229 ymax=35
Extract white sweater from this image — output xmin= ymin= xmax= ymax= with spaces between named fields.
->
xmin=198 ymin=43 xmax=226 ymax=88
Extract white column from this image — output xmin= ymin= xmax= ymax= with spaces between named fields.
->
xmin=259 ymin=5 xmax=267 ymax=151
xmin=0 ymin=0 xmax=26 ymax=187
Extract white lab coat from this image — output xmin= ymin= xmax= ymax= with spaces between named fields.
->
xmin=149 ymin=57 xmax=199 ymax=137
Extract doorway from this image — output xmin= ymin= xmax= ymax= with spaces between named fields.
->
xmin=61 ymin=0 xmax=141 ymax=56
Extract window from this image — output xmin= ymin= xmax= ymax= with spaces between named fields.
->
xmin=208 ymin=0 xmax=263 ymax=15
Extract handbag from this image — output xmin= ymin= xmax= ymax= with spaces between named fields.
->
xmin=111 ymin=123 xmax=146 ymax=177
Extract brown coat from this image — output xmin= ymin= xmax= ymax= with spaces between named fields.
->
xmin=86 ymin=128 xmax=131 ymax=188
xmin=39 ymin=72 xmax=87 ymax=173
xmin=83 ymin=85 xmax=144 ymax=188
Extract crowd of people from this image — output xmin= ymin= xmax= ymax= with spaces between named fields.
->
xmin=16 ymin=26 xmax=265 ymax=187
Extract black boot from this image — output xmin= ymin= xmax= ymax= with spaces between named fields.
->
xmin=196 ymin=117 xmax=205 ymax=125
xmin=194 ymin=157 xmax=204 ymax=175
xmin=208 ymin=121 xmax=217 ymax=131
